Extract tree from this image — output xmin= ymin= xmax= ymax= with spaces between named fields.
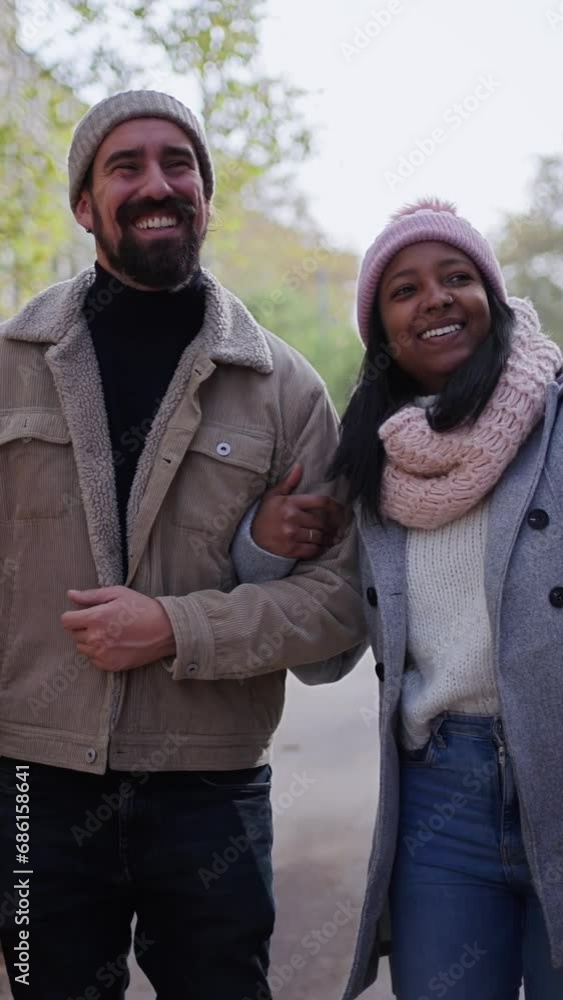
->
xmin=29 ymin=0 xmax=312 ymax=261
xmin=0 ymin=0 xmax=86 ymax=316
xmin=6 ymin=0 xmax=363 ymax=410
xmin=492 ymin=154 xmax=563 ymax=343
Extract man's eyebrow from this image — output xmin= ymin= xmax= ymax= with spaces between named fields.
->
xmin=102 ymin=145 xmax=197 ymax=172
xmin=102 ymin=147 xmax=144 ymax=171
xmin=162 ymin=145 xmax=197 ymax=162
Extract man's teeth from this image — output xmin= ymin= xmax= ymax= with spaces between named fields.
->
xmin=420 ymin=323 xmax=463 ymax=341
xmin=135 ymin=216 xmax=178 ymax=230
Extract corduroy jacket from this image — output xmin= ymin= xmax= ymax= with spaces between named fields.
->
xmin=0 ymin=267 xmax=364 ymax=775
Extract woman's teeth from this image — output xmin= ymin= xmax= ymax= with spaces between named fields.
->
xmin=420 ymin=323 xmax=463 ymax=341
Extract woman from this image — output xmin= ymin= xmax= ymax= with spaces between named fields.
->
xmin=232 ymin=199 xmax=563 ymax=999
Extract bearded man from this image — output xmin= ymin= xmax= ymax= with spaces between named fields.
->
xmin=0 ymin=91 xmax=363 ymax=999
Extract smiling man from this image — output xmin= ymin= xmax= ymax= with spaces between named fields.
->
xmin=0 ymin=91 xmax=363 ymax=999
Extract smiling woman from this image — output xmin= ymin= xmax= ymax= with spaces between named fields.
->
xmin=238 ymin=196 xmax=563 ymax=999
xmin=328 ymin=200 xmax=514 ymax=519
xmin=378 ymin=241 xmax=491 ymax=392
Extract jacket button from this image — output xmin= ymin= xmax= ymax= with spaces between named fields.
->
xmin=85 ymin=748 xmax=97 ymax=763
xmin=528 ymin=509 xmax=549 ymax=530
xmin=186 ymin=663 xmax=199 ymax=675
xmin=375 ymin=661 xmax=385 ymax=682
xmin=366 ymin=587 xmax=378 ymax=607
xmin=549 ymin=587 xmax=563 ymax=608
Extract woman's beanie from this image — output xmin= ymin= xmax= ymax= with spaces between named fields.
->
xmin=356 ymin=198 xmax=508 ymax=346
xmin=68 ymin=90 xmax=215 ymax=211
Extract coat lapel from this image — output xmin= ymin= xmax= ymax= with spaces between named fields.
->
xmin=486 ymin=380 xmax=563 ymax=633
xmin=43 ymin=274 xmax=123 ymax=586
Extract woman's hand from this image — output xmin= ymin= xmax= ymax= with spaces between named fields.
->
xmin=251 ymin=464 xmax=347 ymax=560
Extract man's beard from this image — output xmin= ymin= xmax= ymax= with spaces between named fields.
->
xmin=91 ymin=197 xmax=204 ymax=290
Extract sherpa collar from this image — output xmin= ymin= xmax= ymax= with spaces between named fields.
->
xmin=1 ymin=266 xmax=274 ymax=375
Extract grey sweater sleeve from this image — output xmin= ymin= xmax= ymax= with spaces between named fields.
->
xmin=231 ymin=502 xmax=296 ymax=583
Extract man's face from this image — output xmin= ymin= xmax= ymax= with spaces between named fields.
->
xmin=75 ymin=118 xmax=210 ymax=290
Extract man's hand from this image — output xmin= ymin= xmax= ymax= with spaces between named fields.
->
xmin=61 ymin=586 xmax=176 ymax=672
xmin=251 ymin=464 xmax=347 ymax=560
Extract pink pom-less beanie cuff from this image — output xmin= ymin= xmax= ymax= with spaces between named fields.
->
xmin=356 ymin=199 xmax=508 ymax=346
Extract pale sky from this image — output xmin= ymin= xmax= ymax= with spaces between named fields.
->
xmin=260 ymin=0 xmax=563 ymax=255
xmin=20 ymin=0 xmax=563 ymax=258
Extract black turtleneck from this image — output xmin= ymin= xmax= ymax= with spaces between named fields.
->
xmin=84 ymin=262 xmax=206 ymax=578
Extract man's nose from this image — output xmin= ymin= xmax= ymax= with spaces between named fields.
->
xmin=137 ymin=163 xmax=174 ymax=201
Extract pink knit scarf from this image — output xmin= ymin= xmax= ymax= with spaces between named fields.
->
xmin=379 ymin=298 xmax=562 ymax=529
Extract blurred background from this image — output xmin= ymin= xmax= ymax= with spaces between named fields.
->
xmin=4 ymin=0 xmax=563 ymax=413
xmin=0 ymin=0 xmax=557 ymax=995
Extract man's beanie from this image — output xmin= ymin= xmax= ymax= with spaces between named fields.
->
xmin=356 ymin=198 xmax=508 ymax=346
xmin=68 ymin=90 xmax=215 ymax=211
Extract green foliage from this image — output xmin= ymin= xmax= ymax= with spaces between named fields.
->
xmin=209 ymin=210 xmax=363 ymax=413
xmin=0 ymin=15 xmax=83 ymax=315
xmin=492 ymin=155 xmax=563 ymax=344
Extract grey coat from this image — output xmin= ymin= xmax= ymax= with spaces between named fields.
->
xmin=235 ymin=377 xmax=563 ymax=999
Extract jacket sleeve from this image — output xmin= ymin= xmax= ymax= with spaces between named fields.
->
xmin=230 ymin=500 xmax=367 ymax=685
xmin=156 ymin=387 xmax=367 ymax=682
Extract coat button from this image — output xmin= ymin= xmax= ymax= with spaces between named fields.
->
xmin=528 ymin=509 xmax=549 ymax=530
xmin=85 ymin=748 xmax=97 ymax=763
xmin=375 ymin=661 xmax=385 ymax=682
xmin=366 ymin=587 xmax=378 ymax=607
xmin=186 ymin=663 xmax=199 ymax=675
xmin=216 ymin=442 xmax=231 ymax=457
xmin=549 ymin=587 xmax=563 ymax=608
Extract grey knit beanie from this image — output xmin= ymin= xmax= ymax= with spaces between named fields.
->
xmin=68 ymin=90 xmax=215 ymax=211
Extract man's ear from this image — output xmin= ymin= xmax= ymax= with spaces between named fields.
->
xmin=74 ymin=191 xmax=94 ymax=234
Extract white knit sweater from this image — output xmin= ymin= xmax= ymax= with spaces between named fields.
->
xmin=400 ymin=497 xmax=499 ymax=749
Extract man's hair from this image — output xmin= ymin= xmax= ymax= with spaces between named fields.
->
xmin=327 ymin=279 xmax=515 ymax=521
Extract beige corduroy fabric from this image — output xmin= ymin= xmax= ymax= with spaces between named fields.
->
xmin=68 ymin=90 xmax=215 ymax=209
xmin=0 ymin=268 xmax=364 ymax=774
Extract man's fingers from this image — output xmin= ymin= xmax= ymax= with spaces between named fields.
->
xmin=67 ymin=587 xmax=121 ymax=606
xmin=61 ymin=608 xmax=98 ymax=630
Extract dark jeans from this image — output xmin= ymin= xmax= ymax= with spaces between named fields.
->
xmin=390 ymin=714 xmax=563 ymax=1000
xmin=0 ymin=757 xmax=274 ymax=1000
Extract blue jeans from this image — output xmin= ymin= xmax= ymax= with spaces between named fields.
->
xmin=389 ymin=714 xmax=563 ymax=1000
xmin=0 ymin=757 xmax=274 ymax=1000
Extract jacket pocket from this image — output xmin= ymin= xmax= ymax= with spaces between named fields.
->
xmin=0 ymin=411 xmax=77 ymax=521
xmin=170 ymin=422 xmax=274 ymax=536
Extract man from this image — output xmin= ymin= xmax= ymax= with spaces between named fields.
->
xmin=0 ymin=91 xmax=363 ymax=999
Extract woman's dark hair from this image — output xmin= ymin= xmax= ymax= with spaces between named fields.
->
xmin=328 ymin=280 xmax=515 ymax=521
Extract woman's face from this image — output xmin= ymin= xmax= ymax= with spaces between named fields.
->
xmin=378 ymin=240 xmax=491 ymax=393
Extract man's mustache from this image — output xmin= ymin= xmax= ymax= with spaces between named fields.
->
xmin=116 ymin=198 xmax=197 ymax=228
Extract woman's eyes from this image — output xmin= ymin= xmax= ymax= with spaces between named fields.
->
xmin=392 ymin=284 xmax=415 ymax=298
xmin=392 ymin=273 xmax=472 ymax=298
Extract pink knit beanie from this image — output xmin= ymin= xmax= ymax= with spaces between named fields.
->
xmin=356 ymin=198 xmax=508 ymax=346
